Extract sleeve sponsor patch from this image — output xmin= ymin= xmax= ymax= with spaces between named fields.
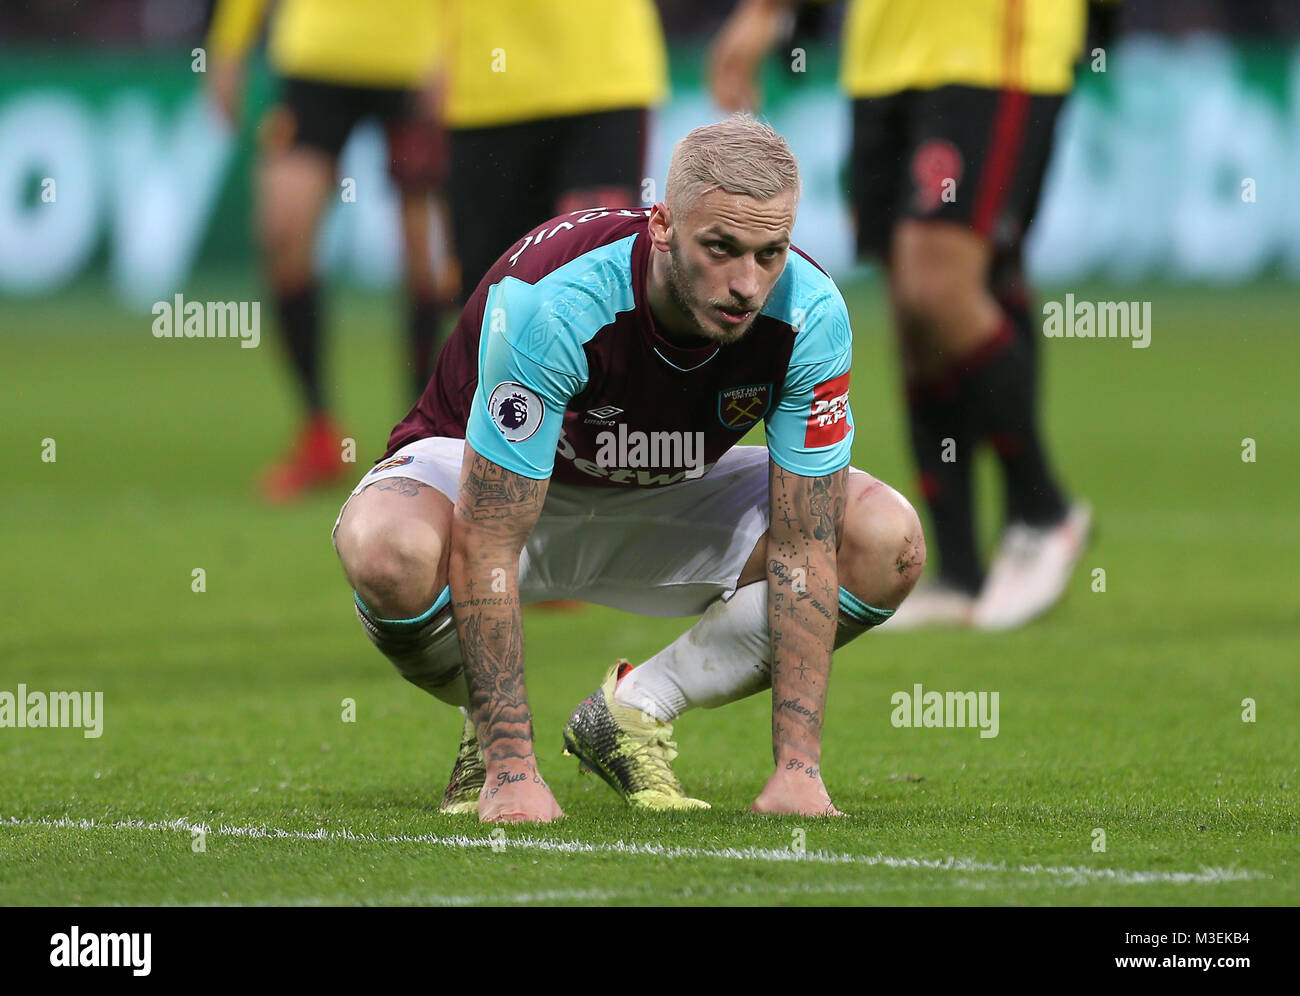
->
xmin=488 ymin=381 xmax=544 ymax=442
xmin=804 ymin=371 xmax=850 ymax=448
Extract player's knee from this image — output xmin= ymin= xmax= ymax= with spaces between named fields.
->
xmin=257 ymin=185 xmax=325 ymax=279
xmin=890 ymin=225 xmax=992 ymax=340
xmin=838 ymin=478 xmax=926 ymax=610
xmin=336 ymin=513 xmax=443 ymax=620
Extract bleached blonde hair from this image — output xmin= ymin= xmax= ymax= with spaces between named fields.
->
xmin=665 ymin=114 xmax=801 ymax=218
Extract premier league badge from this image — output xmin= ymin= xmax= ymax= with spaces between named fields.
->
xmin=488 ymin=381 xmax=545 ymax=442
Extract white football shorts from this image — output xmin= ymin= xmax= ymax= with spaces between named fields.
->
xmin=334 ymin=436 xmax=788 ymax=617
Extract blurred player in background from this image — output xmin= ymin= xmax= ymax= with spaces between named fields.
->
xmin=711 ymin=0 xmax=1102 ymax=629
xmin=440 ymin=0 xmax=668 ymax=303
xmin=206 ymin=0 xmax=455 ymax=502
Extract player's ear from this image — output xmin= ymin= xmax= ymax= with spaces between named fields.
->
xmin=648 ymin=202 xmax=673 ymax=250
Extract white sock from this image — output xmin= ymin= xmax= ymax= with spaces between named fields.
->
xmin=614 ymin=582 xmax=770 ymax=721
xmin=613 ymin=581 xmax=890 ymax=722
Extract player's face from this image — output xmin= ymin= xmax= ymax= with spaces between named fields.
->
xmin=656 ymin=188 xmax=796 ymax=345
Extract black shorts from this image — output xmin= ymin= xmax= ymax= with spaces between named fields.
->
xmin=448 ymin=107 xmax=647 ymax=303
xmin=849 ymin=85 xmax=1064 ymax=258
xmin=263 ymin=75 xmax=447 ymax=190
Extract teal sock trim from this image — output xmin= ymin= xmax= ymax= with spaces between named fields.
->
xmin=354 ymin=585 xmax=451 ymax=632
xmin=838 ymin=587 xmax=894 ymax=627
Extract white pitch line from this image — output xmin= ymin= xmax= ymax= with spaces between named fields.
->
xmin=194 ymin=887 xmax=630 ymax=908
xmin=1 ymin=815 xmax=1266 ymax=887
xmin=202 ymin=879 xmax=997 ymax=907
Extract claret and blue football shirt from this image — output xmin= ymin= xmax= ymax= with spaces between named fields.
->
xmin=384 ymin=209 xmax=855 ymax=487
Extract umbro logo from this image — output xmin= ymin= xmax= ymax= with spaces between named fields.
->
xmin=584 ymin=405 xmax=624 ymax=424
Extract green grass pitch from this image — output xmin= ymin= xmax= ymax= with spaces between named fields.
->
xmin=0 ymin=274 xmax=1296 ymax=906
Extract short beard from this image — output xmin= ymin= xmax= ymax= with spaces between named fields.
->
xmin=664 ymin=240 xmax=756 ymax=346
xmin=664 ymin=241 xmax=708 ymax=340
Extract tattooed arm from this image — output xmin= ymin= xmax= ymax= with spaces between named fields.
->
xmin=754 ymin=460 xmax=848 ymax=816
xmin=449 ymin=442 xmax=561 ymax=822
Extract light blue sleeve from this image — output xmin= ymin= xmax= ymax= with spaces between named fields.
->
xmin=464 ymin=279 xmax=588 ymax=479
xmin=764 ymin=294 xmax=855 ymax=477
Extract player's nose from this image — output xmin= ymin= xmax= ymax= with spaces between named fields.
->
xmin=729 ymin=258 xmax=761 ymax=304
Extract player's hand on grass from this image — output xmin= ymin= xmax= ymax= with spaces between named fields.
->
xmin=751 ymin=761 xmax=844 ymax=817
xmin=478 ymin=760 xmax=564 ymax=823
xmin=708 ymin=0 xmax=788 ymax=112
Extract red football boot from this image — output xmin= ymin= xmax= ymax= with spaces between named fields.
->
xmin=259 ymin=412 xmax=352 ymax=504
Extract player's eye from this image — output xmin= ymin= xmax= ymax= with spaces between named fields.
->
xmin=707 ymin=241 xmax=731 ymax=257
xmin=758 ymin=248 xmax=784 ymax=263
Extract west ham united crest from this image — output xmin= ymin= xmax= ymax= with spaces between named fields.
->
xmin=717 ymin=383 xmax=772 ymax=431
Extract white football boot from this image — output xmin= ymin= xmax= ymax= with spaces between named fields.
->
xmin=973 ymin=501 xmax=1092 ymax=630
xmin=878 ymin=579 xmax=977 ymax=631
